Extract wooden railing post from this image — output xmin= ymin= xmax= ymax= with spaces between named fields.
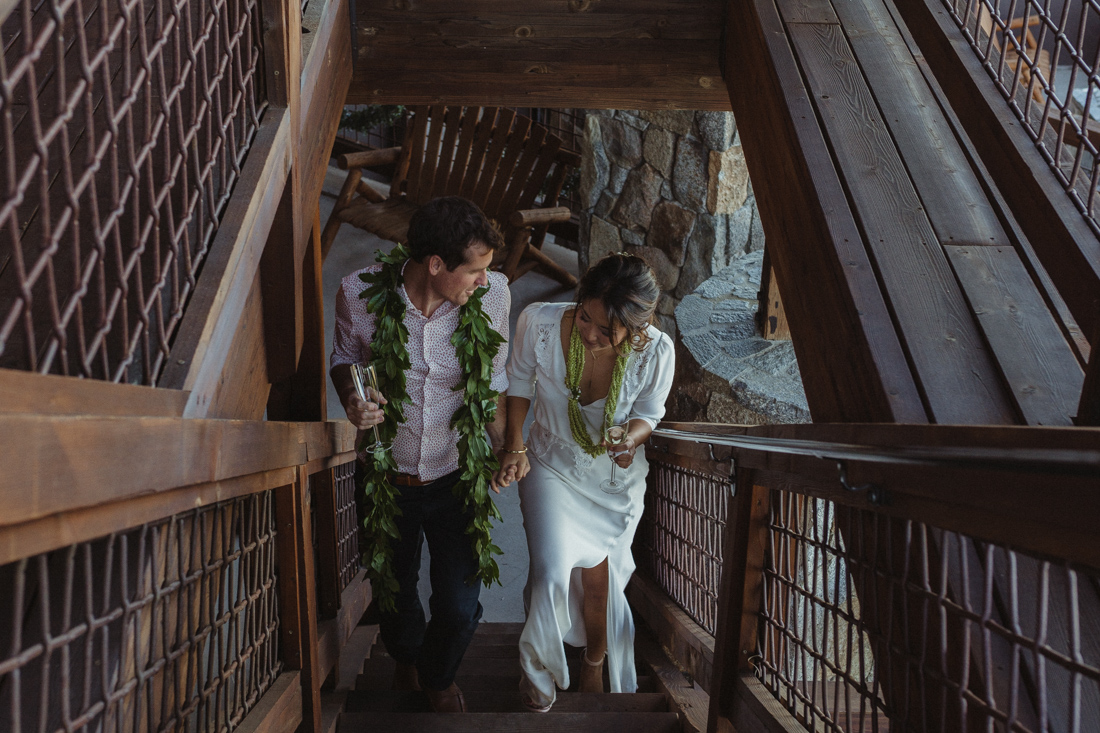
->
xmin=312 ymin=466 xmax=343 ymax=619
xmin=707 ymin=467 xmax=772 ymax=733
xmin=275 ymin=468 xmax=323 ymax=733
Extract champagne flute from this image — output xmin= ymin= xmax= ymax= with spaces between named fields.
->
xmin=351 ymin=362 xmax=389 ymax=456
xmin=600 ymin=423 xmax=629 ymax=494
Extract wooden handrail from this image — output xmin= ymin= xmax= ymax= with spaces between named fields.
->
xmin=647 ymin=423 xmax=1100 ymax=733
xmin=652 ymin=422 xmax=1100 ymax=568
xmin=0 ymin=415 xmax=356 ymax=562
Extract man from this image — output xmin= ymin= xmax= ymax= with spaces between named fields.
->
xmin=330 ymin=196 xmax=511 ymax=713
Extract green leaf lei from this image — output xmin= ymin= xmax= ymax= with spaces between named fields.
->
xmin=357 ymin=244 xmax=505 ymax=612
xmin=565 ymin=320 xmax=629 ymax=457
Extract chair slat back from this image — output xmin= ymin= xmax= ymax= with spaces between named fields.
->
xmin=480 ymin=116 xmax=533 ymax=221
xmin=444 ymin=107 xmax=486 ymax=197
xmin=394 ymin=106 xmax=569 ymax=229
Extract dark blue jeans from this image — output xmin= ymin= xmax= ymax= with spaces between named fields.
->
xmin=366 ymin=468 xmax=483 ymax=691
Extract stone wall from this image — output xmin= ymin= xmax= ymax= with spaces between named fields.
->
xmin=577 ymin=109 xmax=764 ymax=341
xmin=578 ymin=109 xmax=809 ymax=425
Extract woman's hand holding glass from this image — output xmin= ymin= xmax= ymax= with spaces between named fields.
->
xmin=602 ymin=426 xmax=637 ymax=468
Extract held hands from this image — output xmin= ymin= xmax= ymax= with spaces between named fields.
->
xmin=491 ymin=449 xmax=530 ymax=492
xmin=344 ymin=387 xmax=387 ymax=430
xmin=602 ymin=433 xmax=637 ymax=468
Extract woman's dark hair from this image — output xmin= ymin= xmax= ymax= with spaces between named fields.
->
xmin=406 ymin=196 xmax=504 ymax=270
xmin=576 ymin=253 xmax=661 ymax=351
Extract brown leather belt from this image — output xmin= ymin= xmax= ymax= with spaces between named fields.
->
xmin=391 ymin=472 xmax=430 ymax=487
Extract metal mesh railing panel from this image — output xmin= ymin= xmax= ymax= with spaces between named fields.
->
xmin=637 ymin=459 xmax=729 ymax=635
xmin=756 ymin=489 xmax=1100 ymax=733
xmin=0 ymin=491 xmax=281 ymax=733
xmin=944 ymin=0 xmax=1100 ymax=235
xmin=333 ymin=460 xmax=360 ymax=592
xmin=0 ymin=0 xmax=265 ymax=385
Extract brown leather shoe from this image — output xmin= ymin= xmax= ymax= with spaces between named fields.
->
xmin=391 ymin=662 xmax=421 ymax=691
xmin=425 ymin=682 xmax=466 ymax=713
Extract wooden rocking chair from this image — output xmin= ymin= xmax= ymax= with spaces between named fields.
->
xmin=321 ymin=106 xmax=581 ymax=287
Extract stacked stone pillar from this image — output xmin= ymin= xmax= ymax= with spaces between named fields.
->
xmin=578 ymin=109 xmax=764 ymax=340
xmin=578 ymin=109 xmax=808 ymax=424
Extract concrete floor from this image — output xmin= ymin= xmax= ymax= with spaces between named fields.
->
xmin=318 ymin=166 xmax=579 ymax=622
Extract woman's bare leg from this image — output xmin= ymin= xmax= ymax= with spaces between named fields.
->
xmin=578 ymin=558 xmax=609 ymax=693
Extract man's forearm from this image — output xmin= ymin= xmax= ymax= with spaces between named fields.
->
xmin=330 ymin=363 xmax=357 ymax=411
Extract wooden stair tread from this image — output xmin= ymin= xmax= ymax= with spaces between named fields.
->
xmin=339 ymin=711 xmax=682 ymax=732
xmin=345 ymin=690 xmax=669 ymax=713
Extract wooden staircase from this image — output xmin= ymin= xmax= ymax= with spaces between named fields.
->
xmin=339 ymin=623 xmax=689 ymax=732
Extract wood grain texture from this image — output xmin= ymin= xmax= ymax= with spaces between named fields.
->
xmin=790 ymin=21 xmax=1016 ymax=424
xmin=892 ymin=0 xmax=1100 ymax=341
xmin=0 ymin=465 xmax=296 ymax=566
xmin=348 ymin=1 xmax=728 ymax=109
xmin=357 ymin=12 xmax=723 ymax=39
xmin=627 ymin=572 xmax=715 ymax=694
xmin=348 ymin=70 xmax=730 ymax=110
xmin=823 ymin=0 xmax=1012 ymax=249
xmin=0 ymin=368 xmax=188 ymax=416
xmin=727 ymin=674 xmax=813 ymax=733
xmin=722 ymin=0 xmax=927 ymax=423
xmin=706 ymin=469 xmax=768 ymax=733
xmin=161 ymin=111 xmax=293 ymax=408
xmin=234 ymin=672 xmax=302 ymax=733
xmin=945 ymin=245 xmax=1084 ymax=426
xmin=298 ymin=0 xmax=353 ymax=251
xmin=204 ymin=271 xmax=273 ymax=420
xmin=656 ymin=422 xmax=1100 ymax=568
xmin=633 ymin=628 xmax=711 ymax=733
xmin=0 ymin=415 xmax=355 ymax=528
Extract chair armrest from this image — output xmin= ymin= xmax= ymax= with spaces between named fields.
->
xmin=509 ymin=207 xmax=573 ymax=228
xmin=339 ymin=146 xmax=402 ymax=170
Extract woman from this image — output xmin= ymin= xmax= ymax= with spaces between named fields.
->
xmin=495 ymin=253 xmax=675 ymax=712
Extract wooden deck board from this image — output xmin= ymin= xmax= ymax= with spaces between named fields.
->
xmin=789 ymin=19 xmax=1016 ymax=424
xmin=722 ymin=0 xmax=928 ymax=424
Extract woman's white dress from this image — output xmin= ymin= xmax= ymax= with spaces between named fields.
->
xmin=507 ymin=302 xmax=675 ymax=707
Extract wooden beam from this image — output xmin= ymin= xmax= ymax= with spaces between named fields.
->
xmin=348 ymin=0 xmax=730 ymax=110
xmin=293 ymin=467 xmax=324 ymax=733
xmin=634 ymin=627 xmax=711 ymax=733
xmin=759 ymin=265 xmax=789 ymax=341
xmin=0 ymin=465 xmax=296 ymax=566
xmin=234 ymin=672 xmax=303 ymax=733
xmin=298 ymin=0 xmax=353 ymax=251
xmin=785 ymin=17 xmax=1015 ymax=424
xmin=945 ymin=245 xmax=1084 ymax=426
xmin=0 ymin=368 xmax=188 ymax=417
xmin=1075 ymin=303 xmax=1100 ymax=426
xmin=892 ymin=0 xmax=1100 ymax=341
xmin=160 ymin=111 xmax=293 ymax=411
xmin=722 ymin=0 xmax=927 ymax=423
xmin=707 ymin=469 xmax=770 ymax=733
xmin=312 ymin=467 xmax=342 ymax=618
xmin=316 ymin=569 xmax=372 ymax=688
xmin=628 ymin=572 xmax=715 ymax=694
xmin=657 ymin=422 xmax=1100 ymax=569
xmin=269 ymin=211 xmax=329 ymax=421
xmin=0 ymin=415 xmax=355 ymax=528
xmin=725 ymin=674 xmax=811 ymax=733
